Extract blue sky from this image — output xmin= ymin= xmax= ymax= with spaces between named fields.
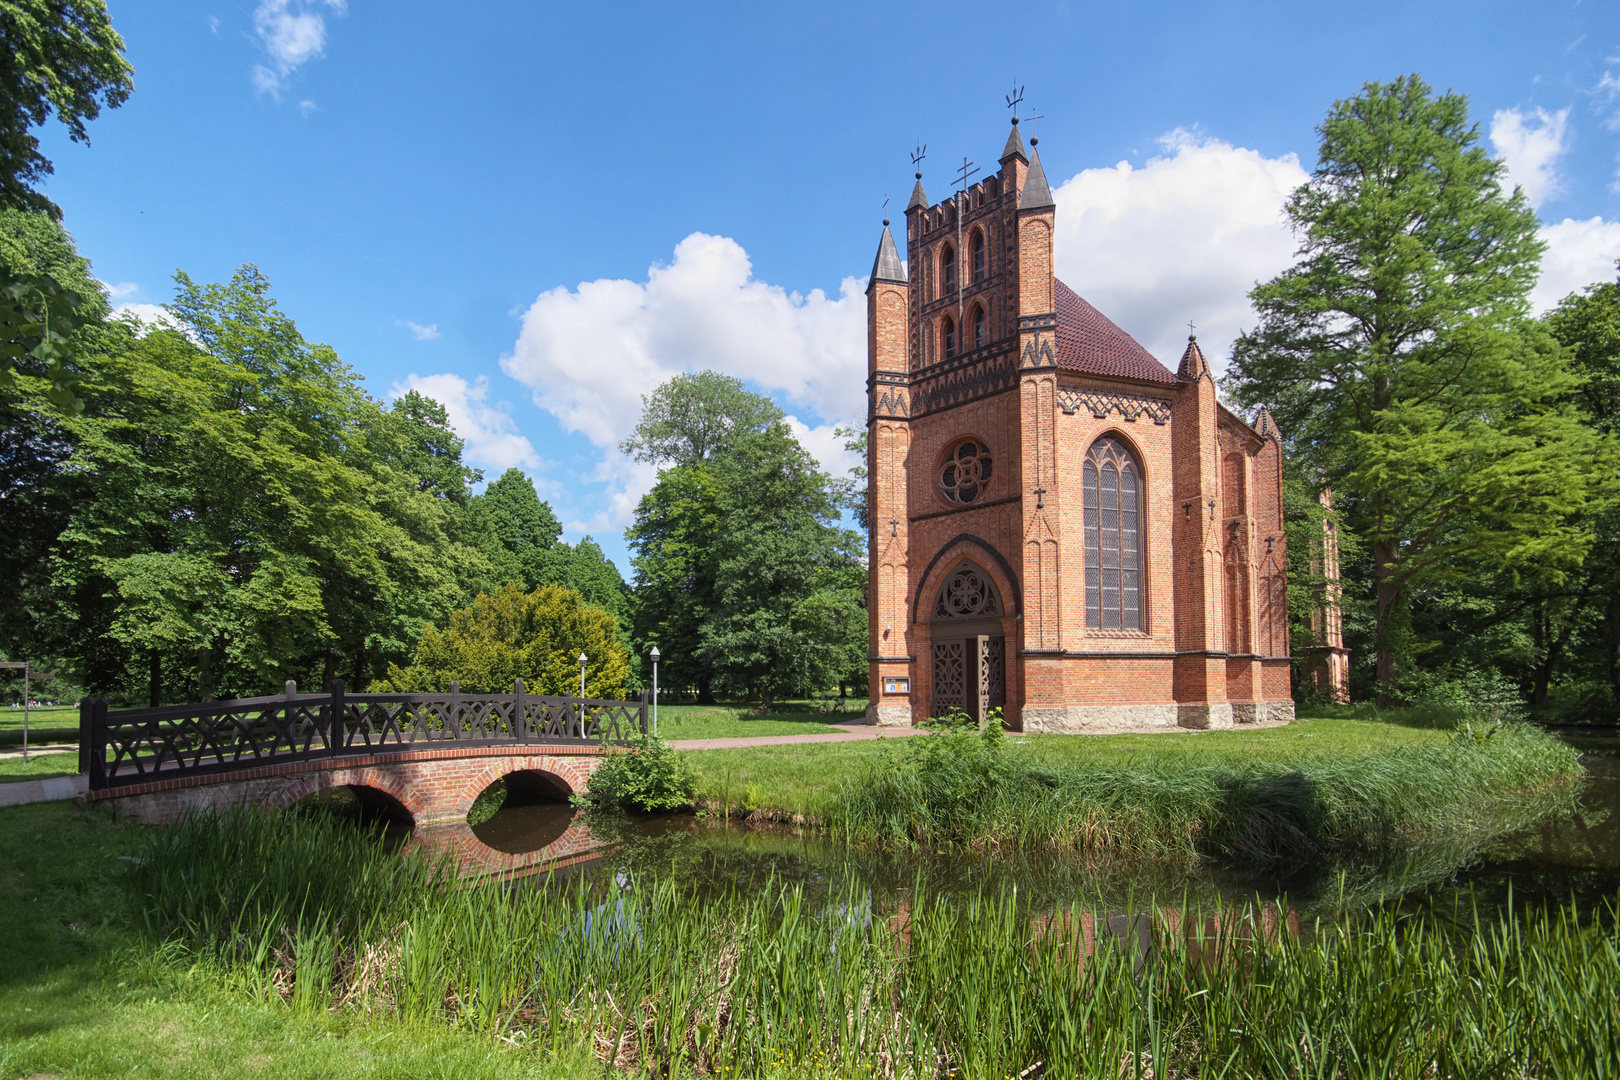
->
xmin=36 ymin=0 xmax=1620 ymax=575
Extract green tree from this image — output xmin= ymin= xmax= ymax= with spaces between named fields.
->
xmin=619 ymin=369 xmax=784 ymax=467
xmin=1543 ymin=267 xmax=1620 ymax=713
xmin=48 ymin=266 xmax=482 ymax=702
xmin=0 ymin=209 xmax=104 ymax=655
xmin=475 ymin=466 xmax=562 ymax=586
xmin=626 ymin=463 xmax=723 ymax=702
xmin=0 ymin=0 xmax=134 ymax=218
xmin=1227 ymin=75 xmax=1607 ymax=701
xmin=698 ymin=423 xmax=865 ymax=705
xmin=376 ymin=583 xmax=630 ymax=698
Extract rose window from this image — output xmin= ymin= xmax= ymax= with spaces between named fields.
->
xmin=934 ymin=565 xmax=1001 ymax=619
xmin=940 ymin=439 xmax=993 ymax=504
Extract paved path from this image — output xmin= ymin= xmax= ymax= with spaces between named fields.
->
xmin=0 ymin=773 xmax=87 ymax=807
xmin=669 ymin=724 xmax=932 ymax=751
xmin=0 ymin=742 xmax=76 ymax=760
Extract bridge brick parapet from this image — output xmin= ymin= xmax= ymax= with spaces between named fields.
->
xmin=90 ymin=743 xmax=608 ymax=828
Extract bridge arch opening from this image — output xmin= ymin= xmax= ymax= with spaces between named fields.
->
xmin=287 ymin=783 xmax=415 ymax=846
xmin=469 ymin=768 xmax=577 ymax=855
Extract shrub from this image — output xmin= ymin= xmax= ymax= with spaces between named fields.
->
xmin=375 ymin=582 xmax=630 ymax=697
xmin=578 ymin=732 xmax=695 ymax=812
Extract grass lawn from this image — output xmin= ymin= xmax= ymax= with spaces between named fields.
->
xmin=0 ymin=704 xmax=79 ymax=748
xmin=0 ymin=751 xmax=79 ymax=784
xmin=0 ymin=800 xmax=588 ymax=1079
xmin=652 ymin=699 xmax=867 ymax=741
xmin=681 ymin=712 xmax=1471 ymax=823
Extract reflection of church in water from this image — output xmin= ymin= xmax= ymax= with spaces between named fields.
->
xmin=864 ymin=116 xmax=1333 ymax=732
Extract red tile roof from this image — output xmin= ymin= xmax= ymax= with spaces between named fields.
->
xmin=1053 ymin=279 xmax=1181 ymax=385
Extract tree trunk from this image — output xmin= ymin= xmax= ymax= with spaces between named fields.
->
xmin=1532 ymin=615 xmax=1574 ymax=710
xmin=350 ymin=644 xmax=367 ymax=692
xmin=148 ymin=650 xmax=162 ymax=708
xmin=1606 ymin=590 xmax=1620 ymax=712
xmin=321 ymin=652 xmax=337 ymax=693
xmin=1373 ymin=538 xmax=1402 ymax=707
xmin=696 ymin=676 xmax=716 ymax=705
xmin=196 ymin=645 xmax=214 ymax=703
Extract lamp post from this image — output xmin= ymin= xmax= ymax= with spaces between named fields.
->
xmin=577 ymin=652 xmax=588 ymax=729
xmin=648 ymin=645 xmax=660 ymax=737
xmin=0 ymin=661 xmax=50 ymax=762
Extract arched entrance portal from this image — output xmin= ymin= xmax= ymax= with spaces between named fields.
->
xmin=930 ymin=562 xmax=1006 ymax=723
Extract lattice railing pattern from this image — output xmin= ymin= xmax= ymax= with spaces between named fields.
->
xmin=80 ymin=679 xmax=649 ymax=790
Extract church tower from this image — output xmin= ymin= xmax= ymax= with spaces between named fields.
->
xmin=865 ymin=115 xmax=1303 ymax=732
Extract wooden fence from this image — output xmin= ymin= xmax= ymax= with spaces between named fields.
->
xmin=78 ymin=678 xmax=648 ymax=791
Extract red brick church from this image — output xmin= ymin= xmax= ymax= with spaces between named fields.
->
xmin=864 ymin=117 xmax=1298 ymax=732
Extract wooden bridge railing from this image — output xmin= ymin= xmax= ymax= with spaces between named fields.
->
xmin=78 ymin=678 xmax=649 ymax=791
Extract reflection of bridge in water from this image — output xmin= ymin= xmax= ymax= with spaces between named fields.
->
xmin=80 ymin=679 xmax=640 ymax=874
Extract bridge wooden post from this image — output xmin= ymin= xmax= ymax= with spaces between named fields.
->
xmin=82 ymin=696 xmax=106 ymax=789
xmin=329 ymin=678 xmax=345 ymax=755
xmin=449 ymin=681 xmax=460 ymax=739
xmin=513 ymin=678 xmax=526 ymax=740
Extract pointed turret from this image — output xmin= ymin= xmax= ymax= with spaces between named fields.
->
xmin=1000 ymin=119 xmax=1028 ymax=165
xmin=1177 ymin=333 xmax=1210 ymax=381
xmin=1018 ymin=146 xmax=1055 ymax=210
xmin=869 ymin=220 xmax=906 ymax=287
xmin=1254 ymin=405 xmax=1281 ymax=442
xmin=906 ymin=177 xmax=928 ymax=211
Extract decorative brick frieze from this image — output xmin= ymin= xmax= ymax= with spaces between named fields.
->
xmin=1057 ymin=388 xmax=1173 ymax=424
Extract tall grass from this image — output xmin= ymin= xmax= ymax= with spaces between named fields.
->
xmin=823 ymin=719 xmax=1582 ymax=866
xmin=130 ymin=808 xmax=1620 ymax=1078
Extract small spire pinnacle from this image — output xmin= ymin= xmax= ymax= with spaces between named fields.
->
xmin=1018 ymin=146 xmax=1054 ymax=210
xmin=1001 ymin=117 xmax=1028 ymax=164
xmin=1177 ymin=334 xmax=1210 ymax=381
xmin=869 ymin=221 xmax=906 ymax=286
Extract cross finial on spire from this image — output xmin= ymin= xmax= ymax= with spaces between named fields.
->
xmin=1187 ymin=319 xmax=1196 ymax=340
xmin=954 ymin=155 xmax=979 ymax=194
xmin=910 ymin=141 xmax=927 ymax=179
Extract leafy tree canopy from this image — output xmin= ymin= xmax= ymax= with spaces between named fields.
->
xmin=619 ymin=369 xmax=784 ymax=468
xmin=376 ymin=583 xmax=630 ymax=698
xmin=1227 ymin=75 xmax=1609 ymax=697
xmin=0 ymin=0 xmax=134 ymax=218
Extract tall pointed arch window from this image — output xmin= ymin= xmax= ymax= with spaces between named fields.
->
xmin=942 ymin=314 xmax=957 ymax=358
xmin=971 ymin=304 xmax=987 ymax=349
xmin=941 ymin=244 xmax=956 ymax=295
xmin=971 ymin=230 xmax=986 ymax=282
xmin=1084 ymin=437 xmax=1143 ymax=631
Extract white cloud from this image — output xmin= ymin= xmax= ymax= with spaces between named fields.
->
xmin=99 ymin=280 xmax=137 ymax=299
xmin=500 ymin=233 xmax=867 ymax=528
xmin=784 ymin=415 xmax=860 ymax=479
xmin=401 ymin=320 xmax=440 ymax=341
xmin=252 ymin=0 xmax=344 ymax=98
xmin=1490 ymin=106 xmax=1571 ymax=207
xmin=390 ymin=372 xmax=541 ymax=473
xmin=112 ymin=303 xmax=187 ymax=336
xmin=504 ymin=232 xmax=865 ymax=447
xmin=1598 ymin=70 xmax=1620 ymax=131
xmin=1534 ymin=216 xmax=1620 ymax=311
xmin=1049 ymin=129 xmax=1309 ymax=374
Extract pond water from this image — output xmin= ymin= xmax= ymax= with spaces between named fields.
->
xmin=458 ymin=751 xmax=1620 ymax=916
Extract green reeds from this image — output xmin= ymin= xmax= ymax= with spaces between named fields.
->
xmin=825 ymin=719 xmax=1582 ymax=866
xmin=131 ymin=808 xmax=1620 ymax=1078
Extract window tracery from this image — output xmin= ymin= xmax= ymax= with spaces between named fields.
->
xmin=933 ymin=563 xmax=1002 ymax=620
xmin=939 ymin=438 xmax=992 ymax=504
xmin=1084 ymin=437 xmax=1143 ymax=631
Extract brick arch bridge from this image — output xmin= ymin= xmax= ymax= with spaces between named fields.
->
xmin=80 ymin=680 xmax=645 ymax=874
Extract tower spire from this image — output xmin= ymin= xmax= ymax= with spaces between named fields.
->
xmin=1018 ymin=141 xmax=1054 ymax=210
xmin=1177 ymin=331 xmax=1210 ymax=381
xmin=870 ymin=218 xmax=906 ymax=286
